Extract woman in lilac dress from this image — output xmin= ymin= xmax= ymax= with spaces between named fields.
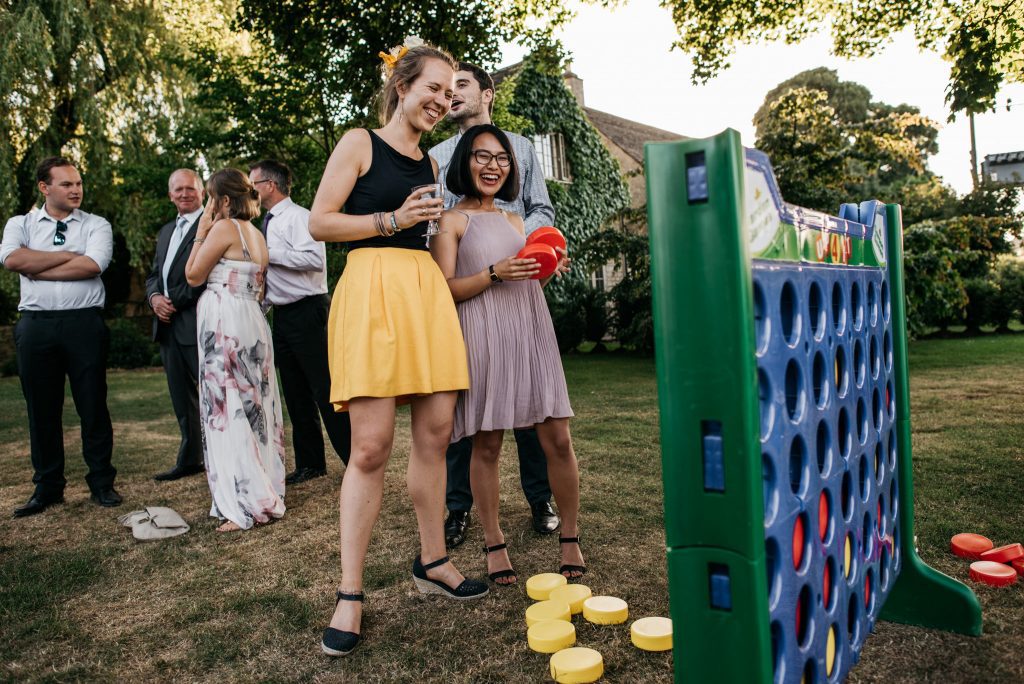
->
xmin=431 ymin=124 xmax=585 ymax=586
xmin=185 ymin=168 xmax=286 ymax=533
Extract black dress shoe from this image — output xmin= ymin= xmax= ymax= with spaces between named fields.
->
xmin=13 ymin=493 xmax=64 ymax=518
xmin=90 ymin=487 xmax=123 ymax=507
xmin=444 ymin=510 xmax=470 ymax=548
xmin=154 ymin=465 xmax=204 ymax=481
xmin=285 ymin=467 xmax=327 ymax=485
xmin=530 ymin=501 xmax=560 ymax=534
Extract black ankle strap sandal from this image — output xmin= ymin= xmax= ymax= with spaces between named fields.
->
xmin=412 ymin=555 xmax=489 ymax=600
xmin=483 ymin=542 xmax=517 ymax=585
xmin=558 ymin=536 xmax=587 ymax=579
xmin=321 ymin=590 xmax=365 ymax=657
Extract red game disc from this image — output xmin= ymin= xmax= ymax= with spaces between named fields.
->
xmin=818 ymin=492 xmax=829 ymax=541
xmin=950 ymin=533 xmax=994 ymax=560
xmin=969 ymin=560 xmax=1018 ymax=587
xmin=792 ymin=515 xmax=805 ymax=570
xmin=527 ymin=226 xmax=567 ymax=253
xmin=516 ymin=243 xmax=558 ymax=279
xmin=1012 ymin=558 xmax=1024 ymax=576
xmin=979 ymin=543 xmax=1024 ymax=564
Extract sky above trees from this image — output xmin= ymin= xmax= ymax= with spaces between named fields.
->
xmin=502 ymin=0 xmax=1024 ymax=195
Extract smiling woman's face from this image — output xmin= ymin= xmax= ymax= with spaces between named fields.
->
xmin=400 ymin=58 xmax=455 ymax=132
xmin=469 ymin=132 xmax=511 ymax=197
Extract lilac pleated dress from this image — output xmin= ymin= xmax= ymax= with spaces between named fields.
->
xmin=450 ymin=211 xmax=573 ymax=443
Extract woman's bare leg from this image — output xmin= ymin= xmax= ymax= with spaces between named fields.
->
xmin=408 ymin=391 xmax=472 ymax=588
xmin=328 ymin=397 xmax=395 ymax=635
xmin=471 ymin=430 xmax=515 ymax=583
xmin=535 ymin=418 xmax=585 ymax=575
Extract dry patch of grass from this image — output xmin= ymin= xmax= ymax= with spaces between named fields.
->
xmin=0 ymin=357 xmax=670 ymax=683
xmin=2 ymin=340 xmax=1022 ymax=682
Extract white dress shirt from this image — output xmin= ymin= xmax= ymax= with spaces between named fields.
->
xmin=0 ymin=207 xmax=113 ymax=311
xmin=162 ymin=208 xmax=202 ymax=297
xmin=263 ymin=196 xmax=328 ymax=306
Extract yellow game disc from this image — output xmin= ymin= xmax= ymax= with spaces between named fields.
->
xmin=582 ymin=596 xmax=629 ymax=625
xmin=528 ymin=572 xmax=569 ymax=601
xmin=528 ymin=619 xmax=577 ymax=654
xmin=826 ymin=624 xmax=837 ymax=676
xmin=844 ymin=534 xmax=852 ymax=578
xmin=550 ymin=647 xmax=604 ymax=683
xmin=526 ymin=599 xmax=572 ymax=627
xmin=549 ymin=584 xmax=593 ymax=614
xmin=630 ymin=616 xmax=673 ymax=651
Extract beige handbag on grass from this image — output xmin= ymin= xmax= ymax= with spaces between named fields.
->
xmin=117 ymin=507 xmax=190 ymax=541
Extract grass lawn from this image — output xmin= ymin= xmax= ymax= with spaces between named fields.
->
xmin=0 ymin=336 xmax=1022 ymax=682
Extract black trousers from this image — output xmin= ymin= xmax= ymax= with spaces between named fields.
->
xmin=159 ymin=339 xmax=203 ymax=469
xmin=14 ymin=308 xmax=115 ymax=497
xmin=445 ymin=427 xmax=551 ymax=513
xmin=272 ymin=294 xmax=351 ymax=469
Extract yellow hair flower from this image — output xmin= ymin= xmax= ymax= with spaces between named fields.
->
xmin=378 ymin=45 xmax=409 ymax=75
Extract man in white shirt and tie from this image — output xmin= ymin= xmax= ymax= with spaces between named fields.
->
xmin=146 ymin=169 xmax=206 ymax=481
xmin=1 ymin=156 xmax=120 ymax=516
xmin=249 ymin=159 xmax=351 ymax=483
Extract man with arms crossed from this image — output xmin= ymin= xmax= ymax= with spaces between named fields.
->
xmin=250 ymin=159 xmax=351 ymax=483
xmin=147 ymin=169 xmax=206 ymax=481
xmin=429 ymin=63 xmax=560 ymax=547
xmin=1 ymin=157 xmax=121 ymax=516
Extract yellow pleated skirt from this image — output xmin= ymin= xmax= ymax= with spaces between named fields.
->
xmin=327 ymin=247 xmax=469 ymax=411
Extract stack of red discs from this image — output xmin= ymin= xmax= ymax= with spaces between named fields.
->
xmin=516 ymin=227 xmax=566 ymax=280
xmin=952 ymin=533 xmax=1024 ymax=587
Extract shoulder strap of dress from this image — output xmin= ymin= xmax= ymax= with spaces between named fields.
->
xmin=230 ymin=218 xmax=251 ymax=261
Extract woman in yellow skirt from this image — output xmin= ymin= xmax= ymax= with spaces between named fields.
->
xmin=309 ymin=42 xmax=488 ymax=658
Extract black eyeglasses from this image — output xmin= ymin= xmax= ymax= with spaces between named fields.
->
xmin=252 ymin=178 xmax=273 ymax=186
xmin=471 ymin=150 xmax=512 ymax=167
xmin=53 ymin=221 xmax=68 ymax=246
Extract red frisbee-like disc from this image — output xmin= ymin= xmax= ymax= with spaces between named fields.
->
xmin=527 ymin=226 xmax=567 ymax=253
xmin=1011 ymin=558 xmax=1024 ymax=576
xmin=516 ymin=243 xmax=558 ymax=279
xmin=980 ymin=543 xmax=1024 ymax=564
xmin=950 ymin=533 xmax=994 ymax=560
xmin=969 ymin=560 xmax=1018 ymax=587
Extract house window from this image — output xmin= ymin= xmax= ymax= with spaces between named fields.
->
xmin=593 ymin=266 xmax=605 ymax=292
xmin=533 ymin=132 xmax=571 ymax=182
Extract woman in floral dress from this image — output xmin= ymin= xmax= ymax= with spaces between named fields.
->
xmin=185 ymin=168 xmax=286 ymax=532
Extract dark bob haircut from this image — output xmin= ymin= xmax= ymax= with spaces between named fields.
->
xmin=445 ymin=124 xmax=520 ymax=203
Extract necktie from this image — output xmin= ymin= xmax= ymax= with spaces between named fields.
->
xmin=260 ymin=212 xmax=273 ymax=237
xmin=163 ymin=216 xmax=190 ymax=296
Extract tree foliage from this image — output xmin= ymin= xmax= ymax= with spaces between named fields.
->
xmin=754 ymin=68 xmax=955 ymax=219
xmin=657 ymin=0 xmax=1024 ymax=116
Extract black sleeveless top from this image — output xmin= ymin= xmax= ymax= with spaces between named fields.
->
xmin=345 ymin=130 xmax=434 ymax=251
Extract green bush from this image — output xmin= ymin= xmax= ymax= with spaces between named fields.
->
xmin=544 ymin=277 xmax=588 ymax=354
xmin=106 ymin=318 xmax=158 ymax=369
xmin=963 ymin=277 xmax=1002 ymax=332
xmin=996 ymin=259 xmax=1024 ymax=326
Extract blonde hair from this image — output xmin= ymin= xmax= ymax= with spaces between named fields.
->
xmin=378 ymin=44 xmax=457 ymax=125
xmin=206 ymin=168 xmax=260 ymax=221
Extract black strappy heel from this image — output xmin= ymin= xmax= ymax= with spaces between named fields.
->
xmin=559 ymin=536 xmax=587 ymax=580
xmin=321 ymin=591 xmax=364 ymax=657
xmin=412 ymin=555 xmax=489 ymax=600
xmin=483 ymin=542 xmax=517 ymax=585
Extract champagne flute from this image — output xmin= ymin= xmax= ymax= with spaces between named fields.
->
xmin=413 ymin=182 xmax=443 ymax=246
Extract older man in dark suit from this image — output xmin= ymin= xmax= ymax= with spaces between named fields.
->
xmin=146 ymin=168 xmax=207 ymax=481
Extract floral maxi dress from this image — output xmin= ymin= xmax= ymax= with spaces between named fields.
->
xmin=196 ymin=220 xmax=286 ymax=529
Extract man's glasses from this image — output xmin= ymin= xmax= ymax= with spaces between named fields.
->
xmin=53 ymin=221 xmax=68 ymax=246
xmin=252 ymin=178 xmax=273 ymax=186
xmin=471 ymin=150 xmax=512 ymax=168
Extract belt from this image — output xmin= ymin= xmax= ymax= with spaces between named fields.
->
xmin=20 ymin=307 xmax=102 ymax=319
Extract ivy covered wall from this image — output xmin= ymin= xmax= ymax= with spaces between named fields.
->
xmin=507 ymin=55 xmax=630 ymax=247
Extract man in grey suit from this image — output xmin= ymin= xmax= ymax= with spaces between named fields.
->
xmin=146 ymin=169 xmax=206 ymax=481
